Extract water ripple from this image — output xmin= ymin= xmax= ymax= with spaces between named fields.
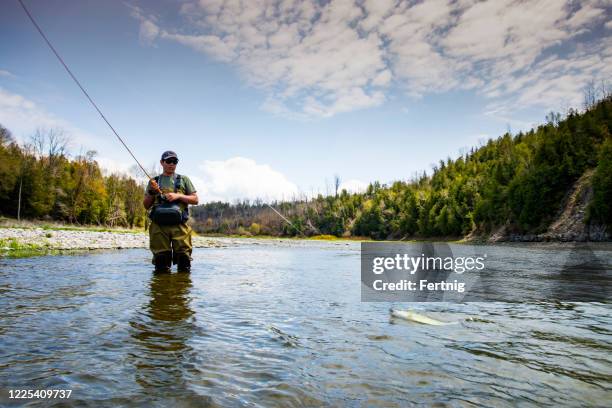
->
xmin=0 ymin=246 xmax=610 ymax=406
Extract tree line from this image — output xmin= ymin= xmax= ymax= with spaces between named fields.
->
xmin=1 ymin=95 xmax=610 ymax=238
xmin=191 ymin=96 xmax=612 ymax=239
xmin=0 ymin=127 xmax=147 ymax=228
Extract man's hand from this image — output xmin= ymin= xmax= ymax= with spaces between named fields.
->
xmin=149 ymin=179 xmax=161 ymax=194
xmin=164 ymin=192 xmax=198 ymax=204
xmin=164 ymin=192 xmax=181 ymax=202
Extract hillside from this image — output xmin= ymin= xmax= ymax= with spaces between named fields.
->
xmin=191 ymin=97 xmax=612 ymax=241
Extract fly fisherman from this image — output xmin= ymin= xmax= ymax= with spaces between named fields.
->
xmin=144 ymin=151 xmax=198 ymax=273
xmin=18 ymin=0 xmax=202 ymax=271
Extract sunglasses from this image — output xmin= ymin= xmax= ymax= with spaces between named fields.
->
xmin=164 ymin=158 xmax=178 ymax=164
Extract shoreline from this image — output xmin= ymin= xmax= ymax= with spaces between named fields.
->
xmin=0 ymin=226 xmax=360 ymax=255
xmin=1 ymin=225 xmax=609 ymax=256
xmin=0 ymin=226 xmax=230 ymax=251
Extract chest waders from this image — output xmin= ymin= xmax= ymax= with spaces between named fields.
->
xmin=150 ymin=223 xmax=192 ymax=273
xmin=149 ymin=175 xmax=192 ymax=273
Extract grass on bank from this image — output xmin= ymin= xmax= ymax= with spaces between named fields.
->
xmin=0 ymin=237 xmax=105 ymax=258
xmin=0 ymin=237 xmax=45 ymax=251
xmin=196 ymin=231 xmax=373 ymax=241
xmin=0 ymin=237 xmax=58 ymax=258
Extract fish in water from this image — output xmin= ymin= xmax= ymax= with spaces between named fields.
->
xmin=389 ymin=308 xmax=455 ymax=326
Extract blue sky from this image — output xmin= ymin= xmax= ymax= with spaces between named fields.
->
xmin=1 ymin=0 xmax=610 ymax=202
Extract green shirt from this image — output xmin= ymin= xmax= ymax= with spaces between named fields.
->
xmin=146 ymin=174 xmax=196 ymax=210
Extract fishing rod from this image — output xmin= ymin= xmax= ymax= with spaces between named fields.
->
xmin=17 ymin=0 xmax=163 ymax=196
xmin=19 ymin=0 xmax=303 ymax=234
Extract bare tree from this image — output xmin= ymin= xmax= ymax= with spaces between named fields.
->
xmin=583 ymin=79 xmax=597 ymax=110
xmin=334 ymin=174 xmax=341 ymax=197
xmin=599 ymin=79 xmax=611 ymax=100
xmin=30 ymin=128 xmax=46 ymax=158
xmin=545 ymin=111 xmax=561 ymax=126
xmin=47 ymin=128 xmax=70 ymax=158
xmin=29 ymin=127 xmax=70 ymax=171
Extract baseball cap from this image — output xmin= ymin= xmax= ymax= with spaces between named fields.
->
xmin=161 ymin=151 xmax=178 ymax=160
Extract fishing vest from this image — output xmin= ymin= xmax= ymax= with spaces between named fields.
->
xmin=149 ymin=174 xmax=189 ymax=225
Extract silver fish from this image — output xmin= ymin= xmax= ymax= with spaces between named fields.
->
xmin=389 ymin=308 xmax=454 ymax=326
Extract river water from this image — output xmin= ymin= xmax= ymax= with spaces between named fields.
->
xmin=0 ymin=241 xmax=610 ymax=407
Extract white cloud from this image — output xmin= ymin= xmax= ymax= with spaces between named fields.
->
xmin=134 ymin=0 xmax=389 ymax=118
xmin=566 ymin=4 xmax=607 ymax=29
xmin=196 ymin=157 xmax=298 ymax=203
xmin=162 ymin=32 xmax=237 ymax=62
xmin=128 ymin=4 xmax=160 ymax=44
xmin=0 ymin=87 xmax=35 ymax=110
xmin=0 ymin=70 xmax=15 ymax=78
xmin=482 ymin=36 xmax=612 ymax=119
xmin=132 ymin=0 xmax=611 ymax=118
xmin=361 ymin=0 xmax=396 ymax=32
xmin=0 ymin=87 xmax=95 ymax=146
xmin=372 ymin=69 xmax=392 ymax=87
xmin=139 ymin=20 xmax=160 ymax=44
xmin=339 ymin=179 xmax=368 ymax=194
xmin=0 ymin=87 xmax=129 ymax=175
xmin=96 ymin=156 xmax=134 ymax=176
xmin=0 ymin=78 xmax=49 ymax=137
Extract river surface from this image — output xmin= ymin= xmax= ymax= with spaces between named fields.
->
xmin=0 ymin=241 xmax=611 ymax=407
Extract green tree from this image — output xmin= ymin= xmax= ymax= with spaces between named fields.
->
xmin=587 ymin=137 xmax=612 ymax=227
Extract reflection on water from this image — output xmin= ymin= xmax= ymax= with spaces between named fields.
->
xmin=0 ymin=242 xmax=611 ymax=407
xmin=130 ymin=273 xmax=194 ymax=389
xmin=554 ymin=244 xmax=611 ymax=301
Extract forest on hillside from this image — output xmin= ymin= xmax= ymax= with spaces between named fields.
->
xmin=190 ymin=96 xmax=612 ymax=239
xmin=1 ymin=96 xmax=611 ymax=239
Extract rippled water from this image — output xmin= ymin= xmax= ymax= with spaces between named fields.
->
xmin=1 ymin=242 xmax=611 ymax=407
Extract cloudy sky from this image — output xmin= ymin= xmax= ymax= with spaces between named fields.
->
xmin=1 ymin=0 xmax=610 ymax=202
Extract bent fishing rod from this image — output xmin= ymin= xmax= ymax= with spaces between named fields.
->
xmin=17 ymin=0 xmax=163 ymax=195
xmin=18 ymin=0 xmax=304 ymax=234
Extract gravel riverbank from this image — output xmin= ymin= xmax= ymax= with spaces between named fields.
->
xmin=0 ymin=227 xmax=243 ymax=251
xmin=0 ymin=227 xmax=358 ymax=252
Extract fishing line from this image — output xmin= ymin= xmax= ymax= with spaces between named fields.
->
xmin=265 ymin=203 xmax=303 ymax=235
xmin=17 ymin=0 xmax=159 ymax=191
xmin=18 ymin=0 xmax=303 ymax=234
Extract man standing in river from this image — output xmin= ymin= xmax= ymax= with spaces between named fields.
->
xmin=144 ymin=151 xmax=198 ymax=273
